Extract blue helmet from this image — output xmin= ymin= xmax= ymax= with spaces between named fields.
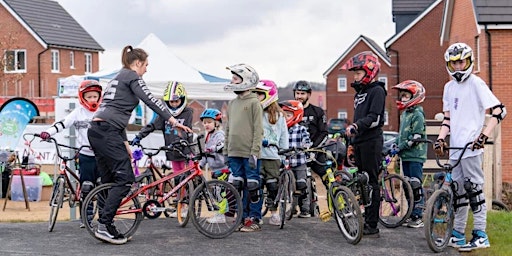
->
xmin=200 ymin=108 xmax=222 ymax=122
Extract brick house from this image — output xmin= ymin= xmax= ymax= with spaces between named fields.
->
xmin=0 ymin=0 xmax=103 ymax=121
xmin=324 ymin=0 xmax=512 ymax=183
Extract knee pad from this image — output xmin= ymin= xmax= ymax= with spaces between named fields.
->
xmin=296 ymin=178 xmax=307 ymax=191
xmin=452 ymin=180 xmax=468 ymax=210
xmin=230 ymin=177 xmax=244 ymax=193
xmin=247 ymin=180 xmax=260 ymax=203
xmin=463 ymin=178 xmax=485 ymax=213
xmin=80 ymin=181 xmax=95 ymax=200
xmin=266 ymin=178 xmax=278 ymax=192
xmin=409 ymin=177 xmax=424 ymax=203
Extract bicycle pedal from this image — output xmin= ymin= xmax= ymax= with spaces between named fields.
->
xmin=319 ymin=210 xmax=332 ymax=222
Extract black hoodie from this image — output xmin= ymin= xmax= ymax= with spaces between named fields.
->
xmin=351 ymin=81 xmax=387 ymax=144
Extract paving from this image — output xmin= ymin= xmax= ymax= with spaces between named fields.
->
xmin=0 ymin=216 xmax=460 ymax=256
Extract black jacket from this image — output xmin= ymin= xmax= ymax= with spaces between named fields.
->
xmin=352 ymin=81 xmax=387 ymax=144
xmin=302 ymin=104 xmax=328 ymax=147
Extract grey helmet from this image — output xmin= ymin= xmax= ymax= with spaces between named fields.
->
xmin=224 ymin=63 xmax=259 ymax=92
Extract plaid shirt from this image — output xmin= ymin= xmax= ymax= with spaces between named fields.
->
xmin=287 ymin=124 xmax=311 ymax=167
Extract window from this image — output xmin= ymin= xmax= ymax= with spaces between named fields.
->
xmin=4 ymin=49 xmax=26 ymax=72
xmin=378 ymin=76 xmax=388 ymax=91
xmin=85 ymin=53 xmax=92 ymax=73
xmin=70 ymin=51 xmax=75 ymax=69
xmin=337 ymin=76 xmax=347 ymax=92
xmin=337 ymin=111 xmax=348 ymax=119
xmin=384 ymin=110 xmax=389 ymax=125
xmin=51 ymin=50 xmax=60 ymax=72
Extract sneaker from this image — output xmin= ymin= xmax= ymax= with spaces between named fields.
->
xmin=269 ymin=213 xmax=281 ymax=226
xmin=363 ymin=224 xmax=380 ymax=238
xmin=298 ymin=212 xmax=311 ymax=218
xmin=402 ymin=218 xmax=412 ymax=227
xmin=459 ymin=230 xmax=490 ymax=252
xmin=407 ymin=218 xmax=424 ymax=228
xmin=95 ymin=223 xmax=127 ymax=245
xmin=240 ymin=218 xmax=261 ymax=232
xmin=206 ymin=213 xmax=226 ymax=224
xmin=448 ymin=229 xmax=466 ymax=248
xmin=80 ymin=222 xmax=86 ymax=229
xmin=169 ymin=208 xmax=188 ymax=218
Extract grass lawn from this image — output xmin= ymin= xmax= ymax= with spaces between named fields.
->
xmin=463 ymin=210 xmax=512 ymax=255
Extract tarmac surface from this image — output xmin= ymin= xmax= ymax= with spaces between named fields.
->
xmin=0 ymin=216 xmax=460 ymax=256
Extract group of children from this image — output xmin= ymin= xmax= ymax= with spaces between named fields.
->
xmin=38 ymin=42 xmax=504 ymax=251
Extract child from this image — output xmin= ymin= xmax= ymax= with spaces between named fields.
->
xmin=278 ymin=100 xmax=311 ymax=217
xmin=132 ymin=81 xmax=193 ymax=175
xmin=198 ymin=108 xmax=230 ymax=223
xmin=390 ymin=80 xmax=427 ymax=228
xmin=223 ymin=63 xmax=264 ymax=231
xmin=39 ymin=79 xmax=102 ymax=228
xmin=435 ymin=42 xmax=506 ymax=252
xmin=253 ymin=80 xmax=289 ymax=226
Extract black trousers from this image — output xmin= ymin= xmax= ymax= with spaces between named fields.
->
xmin=353 ymin=137 xmax=383 ymax=229
xmin=88 ymin=121 xmax=135 ymax=225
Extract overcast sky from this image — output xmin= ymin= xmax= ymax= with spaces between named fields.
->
xmin=57 ymin=0 xmax=395 ymax=87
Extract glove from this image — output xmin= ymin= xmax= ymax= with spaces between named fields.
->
xmin=433 ymin=138 xmax=447 ymax=156
xmin=389 ymin=144 xmax=400 ymax=157
xmin=262 ymin=139 xmax=269 ymax=147
xmin=472 ymin=133 xmax=488 ymax=150
xmin=39 ymin=132 xmax=51 ymax=140
xmin=131 ymin=136 xmax=141 ymax=146
xmin=249 ymin=155 xmax=257 ymax=169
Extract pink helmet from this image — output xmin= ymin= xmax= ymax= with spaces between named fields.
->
xmin=254 ymin=79 xmax=279 ymax=109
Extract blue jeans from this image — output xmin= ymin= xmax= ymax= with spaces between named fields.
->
xmin=228 ymin=157 xmax=261 ymax=220
xmin=402 ymin=161 xmax=424 ymax=218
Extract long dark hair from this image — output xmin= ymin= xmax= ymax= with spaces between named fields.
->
xmin=265 ymin=101 xmax=284 ymax=124
xmin=121 ymin=45 xmax=148 ymax=68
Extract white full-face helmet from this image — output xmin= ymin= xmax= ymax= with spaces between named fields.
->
xmin=224 ymin=63 xmax=259 ymax=92
xmin=444 ymin=42 xmax=474 ymax=82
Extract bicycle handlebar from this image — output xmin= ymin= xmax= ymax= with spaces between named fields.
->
xmin=131 ymin=134 xmax=205 ymax=161
xmin=412 ymin=138 xmax=473 ymax=170
xmin=24 ymin=133 xmax=90 ymax=162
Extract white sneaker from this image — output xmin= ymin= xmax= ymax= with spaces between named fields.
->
xmin=269 ymin=213 xmax=281 ymax=226
xmin=169 ymin=208 xmax=188 ymax=218
xmin=207 ymin=213 xmax=226 ymax=224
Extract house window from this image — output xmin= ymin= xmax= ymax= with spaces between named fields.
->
xmin=337 ymin=76 xmax=347 ymax=92
xmin=70 ymin=51 xmax=75 ymax=69
xmin=85 ymin=53 xmax=92 ymax=73
xmin=4 ymin=49 xmax=26 ymax=72
xmin=337 ymin=111 xmax=348 ymax=119
xmin=51 ymin=50 xmax=60 ymax=72
xmin=378 ymin=76 xmax=388 ymax=91
xmin=384 ymin=110 xmax=389 ymax=125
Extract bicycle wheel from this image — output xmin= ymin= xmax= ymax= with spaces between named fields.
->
xmin=278 ymin=171 xmax=295 ymax=228
xmin=82 ymin=183 xmax=143 ymax=241
xmin=261 ymin=186 xmax=269 ymax=217
xmin=307 ymin=174 xmax=320 ymax=217
xmin=176 ymin=180 xmax=194 ymax=227
xmin=491 ymin=199 xmax=510 ymax=211
xmin=378 ymin=173 xmax=414 ymax=228
xmin=190 ymin=179 xmax=242 ymax=239
xmin=48 ymin=177 xmax=65 ymax=232
xmin=424 ymin=189 xmax=454 ymax=253
xmin=332 ymin=185 xmax=363 ymax=245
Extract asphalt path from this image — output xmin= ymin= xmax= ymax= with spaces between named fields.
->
xmin=0 ymin=217 xmax=460 ymax=256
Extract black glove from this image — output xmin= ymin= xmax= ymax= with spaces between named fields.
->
xmin=433 ymin=138 xmax=447 ymax=156
xmin=131 ymin=136 xmax=141 ymax=146
xmin=249 ymin=155 xmax=257 ymax=169
xmin=472 ymin=133 xmax=488 ymax=150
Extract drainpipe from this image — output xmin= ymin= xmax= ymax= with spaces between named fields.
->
xmin=387 ymin=47 xmax=400 ymax=129
xmin=484 ymin=24 xmax=492 ymax=91
xmin=37 ymin=48 xmax=49 ymax=97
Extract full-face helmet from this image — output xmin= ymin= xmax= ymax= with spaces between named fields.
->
xmin=444 ymin=42 xmax=474 ymax=82
xmin=78 ymin=80 xmax=102 ymax=111
xmin=341 ymin=51 xmax=381 ymax=85
xmin=392 ymin=80 xmax=426 ymax=111
xmin=278 ymin=100 xmax=304 ymax=128
xmin=162 ymin=81 xmax=187 ymax=116
xmin=254 ymin=80 xmax=279 ymax=109
xmin=224 ymin=63 xmax=259 ymax=92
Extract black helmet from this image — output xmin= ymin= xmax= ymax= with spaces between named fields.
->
xmin=293 ymin=80 xmax=311 ymax=93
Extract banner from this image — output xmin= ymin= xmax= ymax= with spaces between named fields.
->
xmin=0 ymin=98 xmax=39 ymax=150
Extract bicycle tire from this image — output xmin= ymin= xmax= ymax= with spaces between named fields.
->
xmin=307 ymin=175 xmax=320 ymax=217
xmin=378 ymin=173 xmax=414 ymax=228
xmin=278 ymin=173 xmax=289 ymax=229
xmin=176 ymin=180 xmax=194 ymax=227
xmin=332 ymin=185 xmax=363 ymax=245
xmin=424 ymin=189 xmax=454 ymax=253
xmin=261 ymin=186 xmax=269 ymax=217
xmin=82 ymin=183 xmax=143 ymax=241
xmin=285 ymin=171 xmax=296 ymax=221
xmin=190 ymin=180 xmax=242 ymax=239
xmin=48 ymin=178 xmax=65 ymax=232
xmin=491 ymin=199 xmax=510 ymax=212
